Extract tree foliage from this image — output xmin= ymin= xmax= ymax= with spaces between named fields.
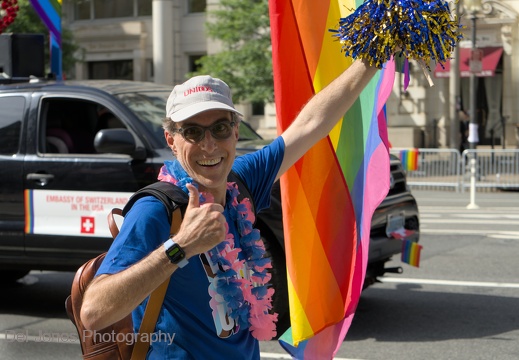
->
xmin=190 ymin=0 xmax=273 ymax=104
xmin=5 ymin=0 xmax=80 ymax=76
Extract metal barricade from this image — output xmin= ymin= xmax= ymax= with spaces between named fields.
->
xmin=390 ymin=148 xmax=461 ymax=191
xmin=390 ymin=148 xmax=519 ymax=192
xmin=461 ymin=149 xmax=519 ymax=192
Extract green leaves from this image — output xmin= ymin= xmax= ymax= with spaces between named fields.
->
xmin=190 ymin=0 xmax=273 ymax=104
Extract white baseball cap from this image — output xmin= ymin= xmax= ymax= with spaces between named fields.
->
xmin=166 ymin=75 xmax=243 ymax=122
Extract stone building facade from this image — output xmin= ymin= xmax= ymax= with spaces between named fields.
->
xmin=387 ymin=0 xmax=519 ymax=149
xmin=63 ymin=0 xmax=519 ymax=146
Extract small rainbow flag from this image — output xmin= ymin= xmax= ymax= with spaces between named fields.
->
xmin=400 ymin=148 xmax=419 ymax=171
xmin=29 ymin=0 xmax=62 ymax=79
xmin=390 ymin=229 xmax=422 ymax=267
xmin=401 ymin=239 xmax=422 ymax=267
xmin=269 ymin=0 xmax=394 ymax=358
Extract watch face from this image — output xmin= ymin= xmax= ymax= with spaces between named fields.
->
xmin=167 ymin=247 xmax=181 ymax=258
xmin=166 ymin=242 xmax=185 ymax=264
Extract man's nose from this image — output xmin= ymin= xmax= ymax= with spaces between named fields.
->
xmin=198 ymin=129 xmax=217 ymax=152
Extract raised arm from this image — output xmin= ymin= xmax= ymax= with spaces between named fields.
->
xmin=278 ymin=59 xmax=378 ymax=179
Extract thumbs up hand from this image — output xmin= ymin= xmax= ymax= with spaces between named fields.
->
xmin=174 ymin=183 xmax=226 ymax=259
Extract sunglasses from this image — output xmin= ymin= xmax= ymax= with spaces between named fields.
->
xmin=173 ymin=121 xmax=236 ymax=144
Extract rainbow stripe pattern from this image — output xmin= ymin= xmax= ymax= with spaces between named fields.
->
xmin=29 ymin=0 xmax=62 ymax=79
xmin=269 ymin=0 xmax=395 ymax=358
xmin=24 ymin=189 xmax=34 ymax=234
xmin=400 ymin=148 xmax=419 ymax=171
xmin=401 ymin=239 xmax=422 ymax=267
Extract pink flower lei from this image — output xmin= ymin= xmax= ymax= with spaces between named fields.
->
xmin=158 ymin=161 xmax=278 ymax=340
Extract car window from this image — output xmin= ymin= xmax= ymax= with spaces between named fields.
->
xmin=0 ymin=96 xmax=25 ymax=155
xmin=238 ymin=121 xmax=263 ymax=141
xmin=115 ymin=91 xmax=168 ymax=148
xmin=41 ymin=98 xmax=126 ymax=154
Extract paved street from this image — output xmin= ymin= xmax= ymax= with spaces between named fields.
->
xmin=260 ymin=189 xmax=519 ymax=359
xmin=1 ymin=189 xmax=518 ymax=359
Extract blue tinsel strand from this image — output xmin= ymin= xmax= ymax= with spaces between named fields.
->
xmin=330 ymin=0 xmax=463 ymax=69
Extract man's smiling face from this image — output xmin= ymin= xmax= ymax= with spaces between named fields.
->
xmin=165 ymin=110 xmax=239 ymax=198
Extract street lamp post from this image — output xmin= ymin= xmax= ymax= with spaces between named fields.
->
xmin=468 ymin=1 xmax=481 ymax=150
xmin=465 ymin=0 xmax=482 ymax=209
xmin=449 ymin=1 xmax=461 ymax=152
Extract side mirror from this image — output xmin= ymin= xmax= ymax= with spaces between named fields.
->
xmin=94 ymin=129 xmax=144 ymax=158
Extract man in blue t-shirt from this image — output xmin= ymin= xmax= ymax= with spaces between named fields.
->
xmin=80 ymin=59 xmax=378 ymax=359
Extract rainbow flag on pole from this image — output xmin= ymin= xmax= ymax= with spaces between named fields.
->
xmin=399 ymin=148 xmax=419 ymax=171
xmin=401 ymin=239 xmax=422 ymax=267
xmin=29 ymin=0 xmax=62 ymax=79
xmin=269 ymin=0 xmax=395 ymax=358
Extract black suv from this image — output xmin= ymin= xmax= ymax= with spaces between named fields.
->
xmin=0 ymin=79 xmax=419 ymax=331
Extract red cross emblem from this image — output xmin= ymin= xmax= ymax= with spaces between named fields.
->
xmin=81 ymin=217 xmax=95 ymax=234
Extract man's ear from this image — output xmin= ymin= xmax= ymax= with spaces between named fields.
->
xmin=165 ymin=130 xmax=177 ymax=154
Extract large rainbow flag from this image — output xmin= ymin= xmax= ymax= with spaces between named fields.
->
xmin=29 ymin=0 xmax=62 ymax=79
xmin=269 ymin=0 xmax=395 ymax=358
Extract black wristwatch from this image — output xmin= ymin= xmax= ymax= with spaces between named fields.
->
xmin=164 ymin=238 xmax=188 ymax=268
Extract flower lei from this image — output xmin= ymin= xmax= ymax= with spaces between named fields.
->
xmin=158 ymin=160 xmax=278 ymax=341
xmin=0 ymin=0 xmax=19 ymax=34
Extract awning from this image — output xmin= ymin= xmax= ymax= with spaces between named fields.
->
xmin=434 ymin=47 xmax=503 ymax=78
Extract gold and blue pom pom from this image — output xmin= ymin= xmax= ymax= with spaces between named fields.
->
xmin=330 ymin=0 xmax=463 ymax=69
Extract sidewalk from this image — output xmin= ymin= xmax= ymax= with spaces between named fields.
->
xmin=411 ymin=189 xmax=519 ymax=209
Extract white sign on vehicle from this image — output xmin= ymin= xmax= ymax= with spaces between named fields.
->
xmin=386 ymin=212 xmax=405 ymax=237
xmin=25 ymin=189 xmax=133 ymax=238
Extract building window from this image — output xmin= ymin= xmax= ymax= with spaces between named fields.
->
xmin=74 ymin=0 xmax=152 ymax=20
xmin=137 ymin=0 xmax=152 ymax=16
xmin=75 ymin=0 xmax=92 ymax=20
xmin=88 ymin=60 xmax=133 ymax=80
xmin=252 ymin=101 xmax=265 ymax=116
xmin=94 ymin=0 xmax=133 ymax=19
xmin=188 ymin=54 xmax=204 ymax=73
xmin=188 ymin=0 xmax=206 ymax=13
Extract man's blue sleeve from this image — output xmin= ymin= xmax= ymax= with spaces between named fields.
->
xmin=95 ymin=197 xmax=170 ymax=276
xmin=232 ymin=136 xmax=285 ymax=212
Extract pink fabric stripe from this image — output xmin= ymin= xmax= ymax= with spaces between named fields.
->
xmin=301 ymin=61 xmax=395 ymax=359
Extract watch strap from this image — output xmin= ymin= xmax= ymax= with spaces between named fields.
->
xmin=164 ymin=238 xmax=188 ymax=268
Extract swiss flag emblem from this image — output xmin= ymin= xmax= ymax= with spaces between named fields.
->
xmin=81 ymin=217 xmax=95 ymax=234
xmin=390 ymin=228 xmax=416 ymax=240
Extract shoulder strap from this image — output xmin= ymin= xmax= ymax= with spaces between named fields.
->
xmin=122 ymin=181 xmax=189 ymax=220
xmin=107 ymin=181 xmax=188 ymax=239
xmin=124 ymin=175 xmax=253 ymax=218
xmin=117 ymin=182 xmax=187 ymax=359
xmin=130 ymin=207 xmax=182 ymax=360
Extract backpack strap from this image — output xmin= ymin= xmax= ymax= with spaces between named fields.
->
xmin=131 ymin=208 xmax=182 ymax=360
xmin=116 ymin=182 xmax=187 ymax=359
xmin=107 ymin=182 xmax=188 ymax=239
xmin=122 ymin=181 xmax=189 ymax=220
xmin=123 ymin=173 xmax=254 ymax=219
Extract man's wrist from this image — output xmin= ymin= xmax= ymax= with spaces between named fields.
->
xmin=164 ymin=238 xmax=189 ymax=268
